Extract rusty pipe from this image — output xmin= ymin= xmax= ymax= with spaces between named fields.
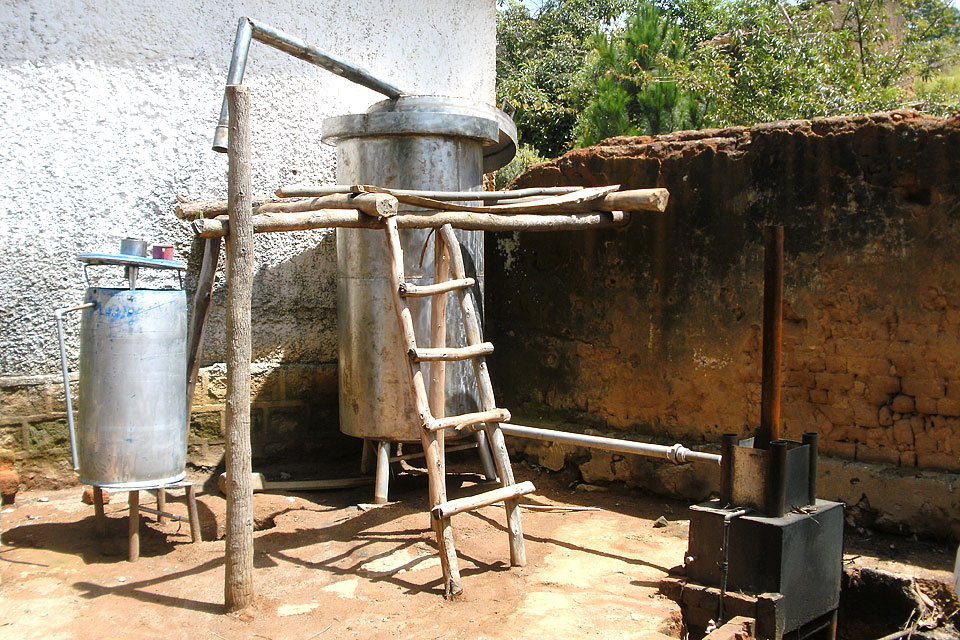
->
xmin=213 ymin=17 xmax=406 ymax=152
xmin=758 ymin=225 xmax=784 ymax=449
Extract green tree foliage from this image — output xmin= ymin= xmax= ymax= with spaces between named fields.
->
xmin=496 ymin=0 xmax=960 ymax=157
xmin=574 ymin=4 xmax=706 ymax=146
xmin=496 ymin=0 xmax=632 ymax=157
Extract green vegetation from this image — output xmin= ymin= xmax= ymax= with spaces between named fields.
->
xmin=496 ymin=0 xmax=960 ymax=160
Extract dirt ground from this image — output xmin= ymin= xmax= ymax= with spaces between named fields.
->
xmin=1 ymin=459 xmax=956 ymax=640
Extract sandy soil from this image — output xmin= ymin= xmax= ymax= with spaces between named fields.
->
xmin=1 ymin=462 xmax=687 ymax=640
xmin=2 ymin=459 xmax=955 ymax=640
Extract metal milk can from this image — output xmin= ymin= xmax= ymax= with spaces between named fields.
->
xmin=55 ymin=239 xmax=188 ymax=488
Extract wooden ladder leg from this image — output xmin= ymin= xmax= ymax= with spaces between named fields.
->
xmin=438 ymin=224 xmax=526 ymax=567
xmin=374 ymin=440 xmax=391 ymax=504
xmin=93 ymin=486 xmax=106 ymax=534
xmin=185 ymin=237 xmax=222 ymax=418
xmin=128 ymin=490 xmax=140 ymax=562
xmin=186 ymin=484 xmax=201 ymax=543
xmin=383 ymin=219 xmax=462 ymax=597
xmin=482 ymin=421 xmax=526 ymax=566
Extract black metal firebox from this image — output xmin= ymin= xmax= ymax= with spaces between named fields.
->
xmin=660 ymin=433 xmax=844 ymax=640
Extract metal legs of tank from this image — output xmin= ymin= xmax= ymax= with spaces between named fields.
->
xmin=362 ymin=435 xmax=498 ymax=504
xmin=474 ymin=431 xmax=498 ymax=482
xmin=374 ymin=441 xmax=391 ymax=504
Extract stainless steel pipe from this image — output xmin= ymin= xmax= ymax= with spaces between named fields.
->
xmin=212 ymin=17 xmax=406 ymax=152
xmin=54 ymin=302 xmax=97 ymax=470
xmin=498 ymin=423 xmax=721 ymax=465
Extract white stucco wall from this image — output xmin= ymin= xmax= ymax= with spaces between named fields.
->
xmin=0 ymin=0 xmax=496 ymax=377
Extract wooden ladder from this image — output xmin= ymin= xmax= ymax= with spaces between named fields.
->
xmin=382 ymin=219 xmax=535 ymax=597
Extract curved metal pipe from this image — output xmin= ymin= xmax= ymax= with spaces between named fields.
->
xmin=54 ymin=302 xmax=96 ymax=470
xmin=212 ymin=16 xmax=406 ymax=152
xmin=498 ymin=423 xmax=721 ymax=465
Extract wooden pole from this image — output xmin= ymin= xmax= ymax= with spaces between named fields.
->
xmin=175 ymin=192 xmax=397 ymax=220
xmin=223 ymin=84 xmax=255 ymax=612
xmin=192 ymin=210 xmax=631 ymax=237
xmin=758 ymin=225 xmax=784 ymax=449
xmin=128 ymin=490 xmax=140 ymax=562
xmin=186 ymin=237 xmax=222 ymax=417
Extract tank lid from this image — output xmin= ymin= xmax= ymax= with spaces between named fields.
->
xmin=78 ymin=253 xmax=186 ymax=271
xmin=322 ymin=95 xmax=518 ymax=173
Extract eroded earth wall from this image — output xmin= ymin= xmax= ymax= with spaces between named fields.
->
xmin=489 ymin=111 xmax=960 ymax=538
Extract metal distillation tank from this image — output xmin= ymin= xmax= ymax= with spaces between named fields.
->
xmin=322 ymin=96 xmax=517 ymax=442
xmin=55 ymin=244 xmax=188 ymax=488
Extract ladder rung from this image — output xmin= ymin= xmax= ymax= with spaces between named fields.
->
xmin=425 ymin=408 xmax=511 ymax=432
xmin=400 ymin=278 xmax=475 ymax=298
xmin=410 ymin=342 xmax=494 ymax=362
xmin=432 ymin=481 xmax=536 ymax=520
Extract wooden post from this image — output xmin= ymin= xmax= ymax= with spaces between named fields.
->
xmin=186 ymin=484 xmax=201 ymax=543
xmin=156 ymin=488 xmax=167 ymax=524
xmin=93 ymin=486 xmax=106 ymax=534
xmin=758 ymin=226 xmax=784 ymax=449
xmin=128 ymin=490 xmax=140 ymax=562
xmin=186 ymin=237 xmax=222 ymax=417
xmin=223 ymin=84 xmax=255 ymax=612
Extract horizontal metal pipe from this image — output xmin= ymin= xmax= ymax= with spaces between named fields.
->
xmin=213 ymin=16 xmax=405 ymax=152
xmin=276 ymin=185 xmax=585 ymax=201
xmin=499 ymin=423 xmax=721 ymax=465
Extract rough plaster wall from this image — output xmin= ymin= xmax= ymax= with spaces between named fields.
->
xmin=0 ymin=0 xmax=496 ymax=376
xmin=489 ymin=111 xmax=960 ymax=537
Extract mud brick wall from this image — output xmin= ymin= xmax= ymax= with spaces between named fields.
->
xmin=488 ymin=111 xmax=960 ymax=537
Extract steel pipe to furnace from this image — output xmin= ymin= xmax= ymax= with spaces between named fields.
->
xmin=498 ymin=423 xmax=721 ymax=465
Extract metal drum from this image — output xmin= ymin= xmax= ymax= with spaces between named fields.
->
xmin=322 ymin=96 xmax=517 ymax=442
xmin=56 ymin=248 xmax=188 ymax=488
xmin=77 ymin=288 xmax=187 ymax=487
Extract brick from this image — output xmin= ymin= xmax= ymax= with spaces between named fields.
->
xmin=189 ymin=410 xmax=223 ymax=442
xmin=21 ymin=419 xmax=69 ymax=457
xmin=820 ymin=439 xmax=856 ymax=459
xmin=857 ymin=444 xmax=900 ymax=465
xmin=818 ymin=405 xmax=854 ymax=426
xmin=916 ymin=451 xmax=960 ymax=472
xmin=49 ymin=380 xmax=78 ymax=413
xmin=915 ymin=396 xmax=938 ymax=414
xmin=901 ymin=377 xmax=944 ymax=399
xmin=0 ymin=383 xmax=50 ymax=419
xmin=809 ymin=388 xmax=830 ymax=406
xmin=847 ymin=356 xmax=894 ymax=376
xmin=878 ymin=406 xmax=894 ymax=426
xmin=825 ymin=356 xmax=847 ymax=373
xmin=890 ymin=394 xmax=915 ymax=414
xmin=937 ymin=398 xmax=960 ymax=417
xmin=892 ymin=419 xmax=914 ymax=446
xmin=249 ymin=365 xmax=282 ymax=402
xmin=783 ymin=368 xmax=816 ymax=389
xmin=899 ymin=451 xmax=917 ymax=467
xmin=815 ymin=372 xmax=854 ymax=391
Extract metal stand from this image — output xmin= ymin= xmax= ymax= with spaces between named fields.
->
xmin=92 ymin=481 xmax=201 ymax=562
xmin=361 ymin=434 xmax=500 ymax=504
